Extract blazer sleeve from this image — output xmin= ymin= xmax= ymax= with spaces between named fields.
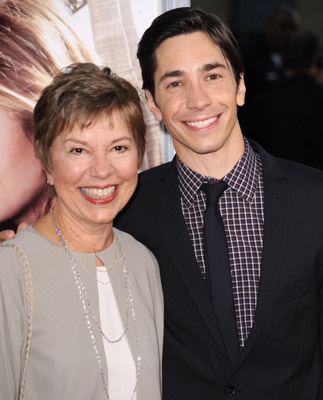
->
xmin=0 ymin=245 xmax=28 ymax=400
xmin=150 ymin=252 xmax=164 ymax=370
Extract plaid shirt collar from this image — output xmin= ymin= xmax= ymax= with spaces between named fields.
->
xmin=177 ymin=138 xmax=260 ymax=208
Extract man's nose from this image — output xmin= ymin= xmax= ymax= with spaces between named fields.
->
xmin=186 ymin=81 xmax=212 ymax=110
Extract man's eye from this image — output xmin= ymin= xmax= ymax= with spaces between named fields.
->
xmin=207 ymin=74 xmax=220 ymax=80
xmin=168 ymin=81 xmax=182 ymax=88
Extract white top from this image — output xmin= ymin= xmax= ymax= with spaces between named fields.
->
xmin=97 ymin=265 xmax=137 ymax=400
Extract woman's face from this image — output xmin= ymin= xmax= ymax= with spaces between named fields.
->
xmin=47 ymin=112 xmax=139 ymax=231
xmin=0 ymin=108 xmax=45 ymax=225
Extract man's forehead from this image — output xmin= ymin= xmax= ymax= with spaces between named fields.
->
xmin=155 ymin=31 xmax=219 ymax=53
xmin=154 ymin=44 xmax=232 ymax=81
xmin=154 ymin=33 xmax=227 ymax=68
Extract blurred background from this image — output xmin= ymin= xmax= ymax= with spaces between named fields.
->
xmin=192 ymin=0 xmax=323 ymax=43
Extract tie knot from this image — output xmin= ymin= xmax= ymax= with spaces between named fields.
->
xmin=201 ymin=181 xmax=228 ymax=205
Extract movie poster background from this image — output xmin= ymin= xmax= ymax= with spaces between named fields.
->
xmin=0 ymin=0 xmax=163 ymax=231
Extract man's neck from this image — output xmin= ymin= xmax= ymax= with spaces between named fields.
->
xmin=175 ymin=134 xmax=245 ymax=179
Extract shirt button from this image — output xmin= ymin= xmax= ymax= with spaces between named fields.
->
xmin=224 ymin=385 xmax=236 ymax=396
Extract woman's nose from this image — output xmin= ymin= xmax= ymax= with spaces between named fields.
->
xmin=89 ymin=154 xmax=114 ymax=178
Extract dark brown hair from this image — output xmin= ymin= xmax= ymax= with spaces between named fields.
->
xmin=137 ymin=7 xmax=244 ymax=97
xmin=34 ymin=63 xmax=146 ymax=172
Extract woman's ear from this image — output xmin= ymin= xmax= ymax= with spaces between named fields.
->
xmin=46 ymin=172 xmax=54 ymax=186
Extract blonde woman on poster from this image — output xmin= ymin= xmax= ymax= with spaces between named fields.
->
xmin=0 ymin=0 xmax=97 ymax=231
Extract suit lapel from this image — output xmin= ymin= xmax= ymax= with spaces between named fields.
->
xmin=235 ymin=143 xmax=291 ymax=367
xmin=152 ymin=160 xmax=230 ymax=359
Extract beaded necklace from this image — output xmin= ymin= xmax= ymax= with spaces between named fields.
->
xmin=50 ymin=207 xmax=141 ymax=399
xmin=70 ymin=240 xmax=118 ymax=285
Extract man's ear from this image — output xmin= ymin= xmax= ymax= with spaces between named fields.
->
xmin=236 ymin=73 xmax=246 ymax=107
xmin=145 ymin=90 xmax=163 ymax=122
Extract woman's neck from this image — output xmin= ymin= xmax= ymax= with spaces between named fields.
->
xmin=34 ymin=207 xmax=115 ymax=254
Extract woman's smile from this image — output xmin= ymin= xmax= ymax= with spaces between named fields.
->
xmin=80 ymin=185 xmax=119 ymax=204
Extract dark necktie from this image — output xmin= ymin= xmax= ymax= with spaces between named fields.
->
xmin=201 ymin=181 xmax=240 ymax=363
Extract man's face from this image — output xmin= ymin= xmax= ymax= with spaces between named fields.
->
xmin=145 ymin=31 xmax=246 ymax=172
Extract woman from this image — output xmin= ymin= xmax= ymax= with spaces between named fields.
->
xmin=0 ymin=0 xmax=97 ymax=231
xmin=0 ymin=63 xmax=163 ymax=400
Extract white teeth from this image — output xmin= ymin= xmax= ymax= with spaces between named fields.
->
xmin=186 ymin=116 xmax=218 ymax=128
xmin=81 ymin=186 xmax=116 ymax=199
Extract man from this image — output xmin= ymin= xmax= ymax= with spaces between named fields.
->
xmin=116 ymin=7 xmax=323 ymax=399
xmin=2 ymin=7 xmax=323 ymax=399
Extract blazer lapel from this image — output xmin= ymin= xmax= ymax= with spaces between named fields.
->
xmin=152 ymin=160 xmax=230 ymax=360
xmin=235 ymin=143 xmax=291 ymax=367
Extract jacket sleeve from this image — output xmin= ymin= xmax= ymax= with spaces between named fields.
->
xmin=0 ymin=245 xmax=28 ymax=400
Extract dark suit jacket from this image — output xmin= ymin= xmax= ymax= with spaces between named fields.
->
xmin=115 ymin=141 xmax=323 ymax=399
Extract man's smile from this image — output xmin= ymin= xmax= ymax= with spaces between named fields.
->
xmin=185 ymin=116 xmax=219 ymax=129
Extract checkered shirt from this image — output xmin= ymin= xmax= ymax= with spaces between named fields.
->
xmin=177 ymin=139 xmax=264 ymax=348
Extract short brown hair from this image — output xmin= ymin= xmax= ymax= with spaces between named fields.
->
xmin=34 ymin=63 xmax=146 ymax=172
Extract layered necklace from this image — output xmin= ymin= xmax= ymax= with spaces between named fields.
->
xmin=50 ymin=207 xmax=141 ymax=399
xmin=70 ymin=234 xmax=118 ymax=285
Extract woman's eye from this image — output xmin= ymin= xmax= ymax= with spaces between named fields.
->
xmin=114 ymin=145 xmax=126 ymax=152
xmin=71 ymin=148 xmax=83 ymax=154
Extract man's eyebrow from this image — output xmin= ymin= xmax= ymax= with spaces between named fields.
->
xmin=158 ymin=62 xmax=228 ymax=85
xmin=200 ymin=62 xmax=227 ymax=72
xmin=158 ymin=70 xmax=184 ymax=85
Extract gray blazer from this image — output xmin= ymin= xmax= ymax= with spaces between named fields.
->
xmin=0 ymin=227 xmax=163 ymax=400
